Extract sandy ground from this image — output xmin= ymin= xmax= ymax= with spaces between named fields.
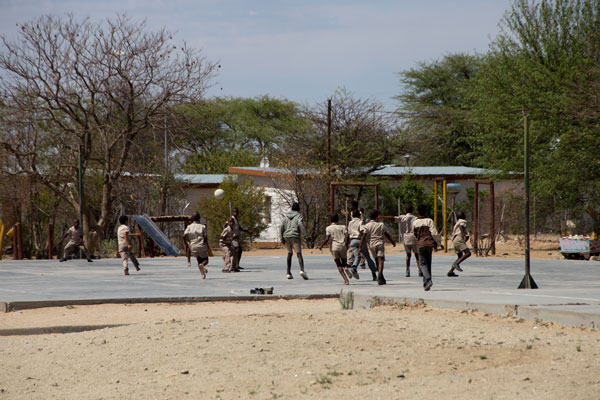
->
xmin=1 ymin=299 xmax=599 ymax=399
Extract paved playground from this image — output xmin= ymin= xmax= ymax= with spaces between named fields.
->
xmin=1 ymin=254 xmax=599 ymax=328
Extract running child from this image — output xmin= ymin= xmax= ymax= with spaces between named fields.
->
xmin=413 ymin=204 xmax=441 ymax=291
xmin=447 ymin=211 xmax=471 ymax=277
xmin=319 ymin=212 xmax=352 ymax=285
xmin=359 ymin=209 xmax=396 ymax=285
xmin=183 ymin=212 xmax=210 ymax=279
xmin=117 ymin=215 xmax=140 ymax=276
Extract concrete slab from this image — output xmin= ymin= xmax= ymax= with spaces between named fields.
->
xmin=1 ymin=254 xmax=599 ymax=328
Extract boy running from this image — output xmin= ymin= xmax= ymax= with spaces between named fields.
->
xmin=183 ymin=212 xmax=210 ymax=279
xmin=447 ymin=211 xmax=471 ymax=277
xmin=395 ymin=204 xmax=420 ymax=277
xmin=219 ymin=217 xmax=238 ymax=273
xmin=117 ymin=216 xmax=140 ymax=276
xmin=413 ymin=204 xmax=441 ymax=291
xmin=318 ymin=213 xmax=352 ymax=285
xmin=348 ymin=209 xmax=377 ymax=281
xmin=359 ymin=209 xmax=396 ymax=285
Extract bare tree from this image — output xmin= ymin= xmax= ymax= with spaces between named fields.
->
xmin=0 ymin=14 xmax=218 ymax=249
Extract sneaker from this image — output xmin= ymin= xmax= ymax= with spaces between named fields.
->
xmin=405 ymin=269 xmax=410 ymax=278
xmin=371 ymin=272 xmax=378 ymax=281
xmin=424 ymin=280 xmax=433 ymax=291
xmin=351 ymin=267 xmax=360 ymax=280
xmin=134 ymin=265 xmax=141 ymax=271
xmin=447 ymin=271 xmax=459 ymax=277
xmin=300 ymin=270 xmax=309 ymax=280
xmin=287 ymin=273 xmax=293 ymax=279
xmin=381 ymin=275 xmax=387 ymax=284
xmin=59 ymin=258 xmax=67 ymax=262
xmin=454 ymin=263 xmax=463 ymax=272
xmin=87 ymin=259 xmax=93 ymax=263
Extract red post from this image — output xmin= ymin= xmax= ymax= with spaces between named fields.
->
xmin=15 ymin=223 xmax=23 ymax=260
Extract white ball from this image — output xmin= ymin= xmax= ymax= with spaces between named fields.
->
xmin=214 ymin=188 xmax=225 ymax=200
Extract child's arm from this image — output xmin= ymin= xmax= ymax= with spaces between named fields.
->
xmin=124 ymin=230 xmax=131 ymax=249
xmin=384 ymin=231 xmax=396 ymax=247
xmin=318 ymin=234 xmax=331 ymax=251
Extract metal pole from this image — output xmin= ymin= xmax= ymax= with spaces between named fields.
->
xmin=519 ymin=112 xmax=538 ymax=289
xmin=327 ymin=99 xmax=332 ymax=176
xmin=433 ymin=181 xmax=438 ymax=228
xmin=474 ymin=182 xmax=479 ymax=256
xmin=164 ymin=115 xmax=169 ymax=215
xmin=48 ymin=223 xmax=53 ymax=259
xmin=443 ymin=179 xmax=447 ymax=252
xmin=490 ymin=181 xmax=496 ymax=255
xmin=329 ymin=183 xmax=335 ymax=213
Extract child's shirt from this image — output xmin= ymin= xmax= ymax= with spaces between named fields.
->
xmin=220 ymin=225 xmax=234 ymax=246
xmin=117 ymin=224 xmax=129 ymax=251
xmin=362 ymin=220 xmax=389 ymax=247
xmin=66 ymin=226 xmax=83 ymax=246
xmin=452 ymin=219 xmax=468 ymax=242
xmin=413 ymin=217 xmax=441 ymax=248
xmin=184 ymin=222 xmax=207 ymax=249
xmin=347 ymin=217 xmax=364 ymax=240
xmin=395 ymin=213 xmax=417 ymax=245
xmin=325 ymin=223 xmax=347 ymax=251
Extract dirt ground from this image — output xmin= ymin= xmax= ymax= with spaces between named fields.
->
xmin=1 ymin=299 xmax=599 ymax=399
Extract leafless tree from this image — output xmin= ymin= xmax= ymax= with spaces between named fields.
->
xmin=0 ymin=14 xmax=218 ymax=250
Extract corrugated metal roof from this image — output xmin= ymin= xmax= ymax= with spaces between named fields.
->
xmin=174 ymin=174 xmax=229 ymax=184
xmin=371 ymin=166 xmax=492 ymax=176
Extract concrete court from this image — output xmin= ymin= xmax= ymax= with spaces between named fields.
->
xmin=0 ymin=253 xmax=599 ymax=329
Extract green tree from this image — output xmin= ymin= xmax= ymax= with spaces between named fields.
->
xmin=395 ymin=53 xmax=482 ymax=166
xmin=195 ymin=176 xmax=267 ymax=247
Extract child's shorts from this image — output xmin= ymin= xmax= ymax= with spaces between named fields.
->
xmin=453 ymin=238 xmax=468 ymax=253
xmin=369 ymin=243 xmax=385 ymax=259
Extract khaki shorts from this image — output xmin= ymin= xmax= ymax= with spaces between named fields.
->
xmin=453 ymin=239 xmax=468 ymax=253
xmin=403 ymin=242 xmax=417 ymax=255
xmin=284 ymin=237 xmax=302 ymax=254
xmin=190 ymin=244 xmax=208 ymax=258
xmin=331 ymin=248 xmax=347 ymax=261
xmin=369 ymin=243 xmax=385 ymax=259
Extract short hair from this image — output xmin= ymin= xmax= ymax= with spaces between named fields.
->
xmin=227 ymin=217 xmax=235 ymax=224
xmin=291 ymin=202 xmax=300 ymax=212
xmin=191 ymin=212 xmax=200 ymax=222
xmin=417 ymin=204 xmax=428 ymax=217
xmin=351 ymin=200 xmax=359 ymax=209
xmin=119 ymin=215 xmax=128 ymax=224
xmin=352 ymin=209 xmax=361 ymax=218
xmin=369 ymin=209 xmax=379 ymax=220
xmin=404 ymin=204 xmax=413 ymax=214
xmin=232 ymin=207 xmax=238 ymax=213
xmin=330 ymin=213 xmax=339 ymax=223
xmin=456 ymin=210 xmax=466 ymax=220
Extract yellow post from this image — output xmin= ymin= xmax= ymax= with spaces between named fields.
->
xmin=443 ymin=180 xmax=448 ymax=252
xmin=433 ymin=181 xmax=438 ymax=228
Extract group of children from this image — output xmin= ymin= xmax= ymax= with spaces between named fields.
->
xmin=60 ymin=202 xmax=471 ymax=288
xmin=318 ymin=203 xmax=471 ymax=291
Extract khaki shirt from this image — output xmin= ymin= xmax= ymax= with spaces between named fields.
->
xmin=326 ymin=223 xmax=347 ymax=251
xmin=362 ymin=221 xmax=389 ymax=248
xmin=395 ymin=213 xmax=417 ymax=245
xmin=117 ymin=224 xmax=130 ymax=252
xmin=66 ymin=226 xmax=83 ymax=246
xmin=347 ymin=217 xmax=364 ymax=240
xmin=184 ymin=222 xmax=208 ymax=250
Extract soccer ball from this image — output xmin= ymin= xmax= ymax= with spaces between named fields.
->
xmin=214 ymin=188 xmax=225 ymax=200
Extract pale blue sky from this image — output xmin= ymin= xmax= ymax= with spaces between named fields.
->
xmin=0 ymin=0 xmax=510 ymax=109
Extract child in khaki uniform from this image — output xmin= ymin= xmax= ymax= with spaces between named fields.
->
xmin=359 ymin=209 xmax=396 ymax=285
xmin=183 ymin=212 xmax=210 ymax=279
xmin=318 ymin=213 xmax=352 ymax=285
xmin=117 ymin=215 xmax=140 ymax=276
xmin=220 ymin=217 xmax=238 ymax=273
xmin=447 ymin=211 xmax=471 ymax=277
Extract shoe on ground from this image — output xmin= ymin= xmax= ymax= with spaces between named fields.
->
xmin=222 ymin=269 xmax=230 ymax=273
xmin=454 ymin=264 xmax=463 ymax=272
xmin=351 ymin=267 xmax=360 ymax=280
xmin=447 ymin=271 xmax=459 ymax=277
xmin=424 ymin=280 xmax=433 ymax=291
xmin=405 ymin=269 xmax=410 ymax=277
xmin=87 ymin=259 xmax=93 ymax=262
xmin=371 ymin=272 xmax=378 ymax=281
xmin=300 ymin=270 xmax=309 ymax=280
xmin=238 ymin=266 xmax=244 ymax=270
xmin=59 ymin=258 xmax=67 ymax=262
xmin=381 ymin=275 xmax=387 ymax=284
xmin=135 ymin=265 xmax=141 ymax=271
xmin=124 ymin=268 xmax=129 ymax=276
xmin=287 ymin=273 xmax=293 ymax=279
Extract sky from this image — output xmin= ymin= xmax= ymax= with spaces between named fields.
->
xmin=0 ymin=0 xmax=511 ymax=110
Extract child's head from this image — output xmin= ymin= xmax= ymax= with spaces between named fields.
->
xmin=119 ymin=215 xmax=128 ymax=225
xmin=329 ymin=213 xmax=339 ymax=223
xmin=191 ymin=212 xmax=200 ymax=222
xmin=351 ymin=200 xmax=359 ymax=210
xmin=352 ymin=209 xmax=361 ymax=218
xmin=417 ymin=204 xmax=428 ymax=217
xmin=73 ymin=219 xmax=80 ymax=228
xmin=291 ymin=202 xmax=300 ymax=212
xmin=227 ymin=217 xmax=235 ymax=226
xmin=232 ymin=207 xmax=239 ymax=217
xmin=456 ymin=211 xmax=466 ymax=220
xmin=404 ymin=204 xmax=413 ymax=214
xmin=369 ymin=209 xmax=379 ymax=221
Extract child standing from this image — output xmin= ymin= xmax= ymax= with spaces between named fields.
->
xmin=280 ymin=202 xmax=309 ymax=280
xmin=117 ymin=215 xmax=140 ymax=276
xmin=447 ymin=211 xmax=471 ymax=277
xmin=319 ymin=213 xmax=351 ymax=285
xmin=359 ymin=209 xmax=396 ymax=285
xmin=413 ymin=204 xmax=441 ymax=291
xmin=219 ymin=217 xmax=238 ymax=273
xmin=183 ymin=212 xmax=210 ymax=279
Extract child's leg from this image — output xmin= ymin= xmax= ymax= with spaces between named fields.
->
xmin=417 ymin=247 xmax=432 ymax=285
xmin=130 ymin=252 xmax=140 ymax=271
xmin=456 ymin=248 xmax=471 ymax=267
xmin=198 ymin=256 xmax=207 ymax=279
xmin=120 ymin=251 xmax=129 ymax=274
xmin=361 ymin=244 xmax=377 ymax=280
xmin=221 ymin=245 xmax=231 ymax=271
xmin=186 ymin=245 xmax=191 ymax=267
xmin=334 ymin=258 xmax=349 ymax=285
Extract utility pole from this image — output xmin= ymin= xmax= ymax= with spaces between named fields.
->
xmin=78 ymin=144 xmax=84 ymax=259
